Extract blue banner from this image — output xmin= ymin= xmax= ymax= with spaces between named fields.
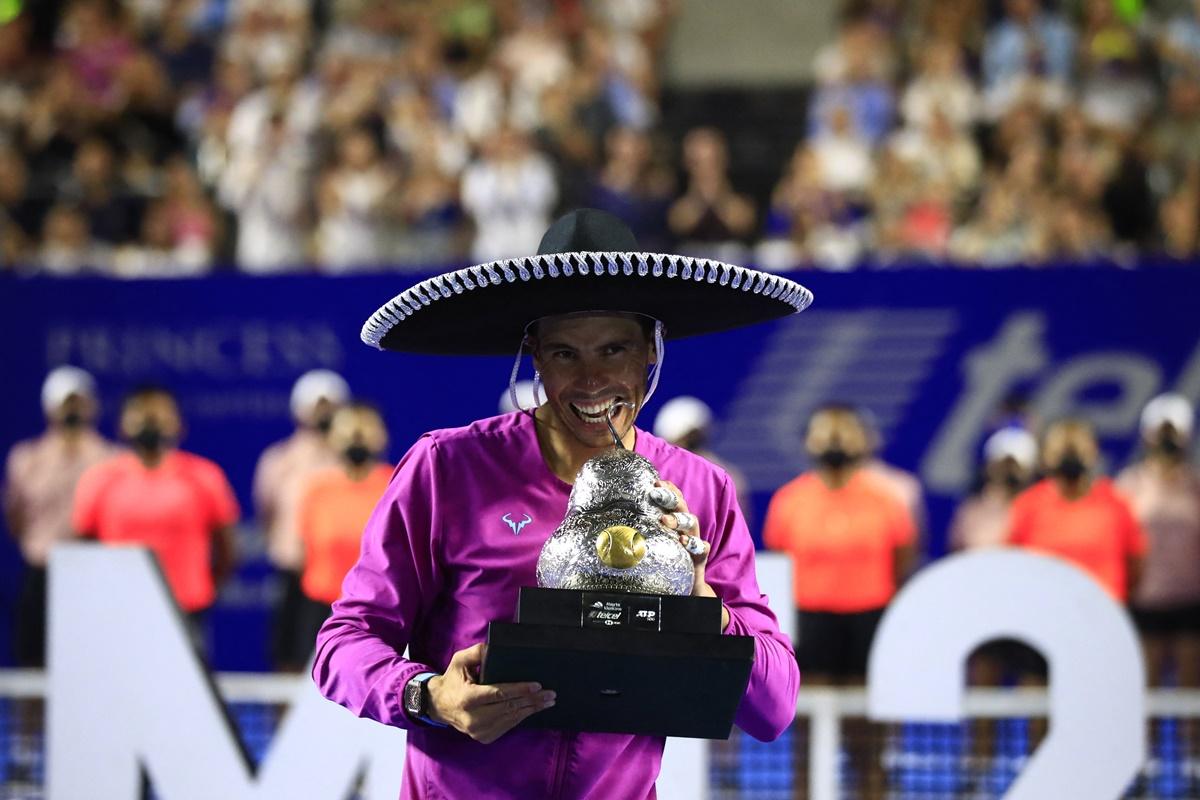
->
xmin=0 ymin=268 xmax=1194 ymax=669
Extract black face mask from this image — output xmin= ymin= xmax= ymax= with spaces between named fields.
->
xmin=344 ymin=443 xmax=373 ymax=466
xmin=815 ymin=447 xmax=855 ymax=470
xmin=1054 ymin=451 xmax=1088 ymax=482
xmin=61 ymin=410 xmax=86 ymax=430
xmin=1154 ymin=435 xmax=1186 ymax=460
xmin=1000 ymin=469 xmax=1025 ymax=492
xmin=131 ymin=425 xmax=166 ymax=453
xmin=315 ymin=415 xmax=334 ymax=434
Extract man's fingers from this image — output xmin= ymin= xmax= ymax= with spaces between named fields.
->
xmin=467 ymin=691 xmax=557 ymax=743
xmin=462 ymin=681 xmax=544 ymax=709
xmin=452 ymin=642 xmax=487 ymax=668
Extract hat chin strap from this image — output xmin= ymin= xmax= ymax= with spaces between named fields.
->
xmin=508 ymin=319 xmax=667 ymax=420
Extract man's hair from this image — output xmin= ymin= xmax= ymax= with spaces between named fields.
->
xmin=121 ymin=383 xmax=176 ymax=412
xmin=331 ymin=400 xmax=385 ymax=423
xmin=1041 ymin=416 xmax=1096 ymax=442
xmin=808 ymin=402 xmax=863 ymax=424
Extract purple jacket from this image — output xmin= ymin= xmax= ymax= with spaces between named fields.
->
xmin=313 ymin=412 xmax=800 ymax=799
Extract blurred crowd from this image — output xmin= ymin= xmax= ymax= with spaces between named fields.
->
xmin=0 ymin=0 xmax=1198 ymax=277
xmin=0 ymin=0 xmax=676 ymax=275
xmin=758 ymin=0 xmax=1200 ymax=269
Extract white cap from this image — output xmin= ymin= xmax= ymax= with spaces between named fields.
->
xmin=289 ymin=370 xmax=350 ymax=421
xmin=1141 ymin=393 xmax=1193 ymax=438
xmin=499 ymin=380 xmax=542 ymax=413
xmin=983 ymin=427 xmax=1038 ymax=470
xmin=41 ymin=366 xmax=96 ymax=414
xmin=653 ymin=396 xmax=713 ymax=443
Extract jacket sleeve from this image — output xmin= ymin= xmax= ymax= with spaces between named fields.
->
xmin=311 ymin=435 xmax=446 ymax=729
xmin=704 ymin=472 xmax=801 ymax=742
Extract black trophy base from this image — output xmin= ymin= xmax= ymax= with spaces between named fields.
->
xmin=480 ymin=588 xmax=754 ymax=739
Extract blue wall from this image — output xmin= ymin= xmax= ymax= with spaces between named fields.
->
xmin=0 ymin=267 xmax=1194 ymax=669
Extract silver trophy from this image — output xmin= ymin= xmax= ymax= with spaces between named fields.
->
xmin=536 ymin=404 xmax=695 ymax=596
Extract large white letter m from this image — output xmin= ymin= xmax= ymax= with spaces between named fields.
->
xmin=46 ymin=545 xmax=405 ymax=800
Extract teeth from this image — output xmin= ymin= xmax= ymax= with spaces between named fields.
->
xmin=572 ymin=398 xmax=619 ymax=420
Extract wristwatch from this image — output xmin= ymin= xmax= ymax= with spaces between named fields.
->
xmin=403 ymin=672 xmax=449 ymax=728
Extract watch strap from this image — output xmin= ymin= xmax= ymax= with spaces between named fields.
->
xmin=409 ymin=671 xmax=450 ymax=728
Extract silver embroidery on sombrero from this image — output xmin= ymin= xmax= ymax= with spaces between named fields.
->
xmin=360 ymin=252 xmax=814 ymax=349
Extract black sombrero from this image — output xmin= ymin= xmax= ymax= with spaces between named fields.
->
xmin=361 ymin=209 xmax=814 ymax=356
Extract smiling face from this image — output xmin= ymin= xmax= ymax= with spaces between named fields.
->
xmin=530 ymin=314 xmax=655 ymax=451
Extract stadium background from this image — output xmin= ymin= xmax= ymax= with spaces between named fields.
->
xmin=0 ymin=0 xmax=1198 ymax=797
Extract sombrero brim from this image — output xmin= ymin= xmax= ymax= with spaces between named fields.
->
xmin=361 ymin=252 xmax=814 ymax=356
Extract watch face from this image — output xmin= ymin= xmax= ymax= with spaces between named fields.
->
xmin=403 ymin=678 xmax=423 ymax=716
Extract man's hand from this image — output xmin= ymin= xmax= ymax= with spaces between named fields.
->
xmin=426 ymin=643 xmax=556 ymax=744
xmin=652 ymin=480 xmax=731 ymax=631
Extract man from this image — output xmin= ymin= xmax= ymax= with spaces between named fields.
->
xmin=763 ymin=404 xmax=917 ymax=686
xmin=253 ymin=369 xmax=349 ymax=670
xmin=314 ymin=208 xmax=809 ymax=798
xmin=295 ymin=403 xmax=392 ymax=658
xmin=4 ymin=367 xmax=117 ymax=666
xmin=1009 ymin=418 xmax=1146 ymax=604
xmin=1117 ymin=394 xmax=1200 ymax=687
xmin=73 ymin=386 xmax=239 ymax=650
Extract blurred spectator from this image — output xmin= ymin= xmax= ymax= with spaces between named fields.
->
xmin=1008 ymin=418 xmax=1146 ymax=604
xmin=981 ymin=0 xmax=1075 ymax=119
xmin=587 ymin=126 xmax=672 ymax=251
xmin=1158 ymin=0 xmax=1200 ymax=79
xmin=810 ymin=104 xmax=875 ymax=195
xmin=1040 ymin=190 xmax=1112 ymax=263
xmin=758 ymin=143 xmax=860 ymax=271
xmin=1118 ymin=394 xmax=1200 ymax=687
xmin=763 ymin=405 xmax=917 ymax=685
xmin=1075 ymin=0 xmax=1155 ymax=133
xmin=295 ymin=403 xmax=392 ymax=657
xmin=668 ymin=127 xmax=754 ymax=260
xmin=4 ymin=367 xmax=117 ymax=666
xmin=653 ymin=395 xmax=749 ymax=515
xmin=218 ymin=107 xmax=311 ymax=273
xmin=253 ymin=369 xmax=348 ymax=671
xmin=112 ymin=157 xmax=218 ymax=277
xmin=888 ymin=106 xmax=981 ymax=200
xmin=813 ymin=12 xmax=896 ymax=88
xmin=1146 ymin=77 xmax=1200 ymax=178
xmin=61 ymin=135 xmax=142 ymax=245
xmin=461 ymin=126 xmax=558 ymax=262
xmin=315 ymin=124 xmax=397 ymax=272
xmin=1158 ymin=182 xmax=1199 ymax=262
xmin=950 ymin=428 xmax=1039 ymax=553
xmin=900 ymin=39 xmax=978 ymax=132
xmin=0 ymin=144 xmax=47 ymax=265
xmin=949 ymin=177 xmax=1040 ymax=266
xmin=33 ymin=202 xmax=109 ymax=275
xmin=394 ymin=152 xmax=468 ymax=268
xmin=73 ymin=385 xmax=239 ymax=651
xmin=808 ymin=54 xmax=895 ymax=148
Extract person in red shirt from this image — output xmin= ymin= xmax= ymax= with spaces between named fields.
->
xmin=764 ymin=404 xmax=918 ymax=684
xmin=295 ymin=403 xmax=392 ymax=658
xmin=73 ymin=386 xmax=239 ymax=651
xmin=764 ymin=404 xmax=916 ymax=800
xmin=1008 ymin=418 xmax=1146 ymax=607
